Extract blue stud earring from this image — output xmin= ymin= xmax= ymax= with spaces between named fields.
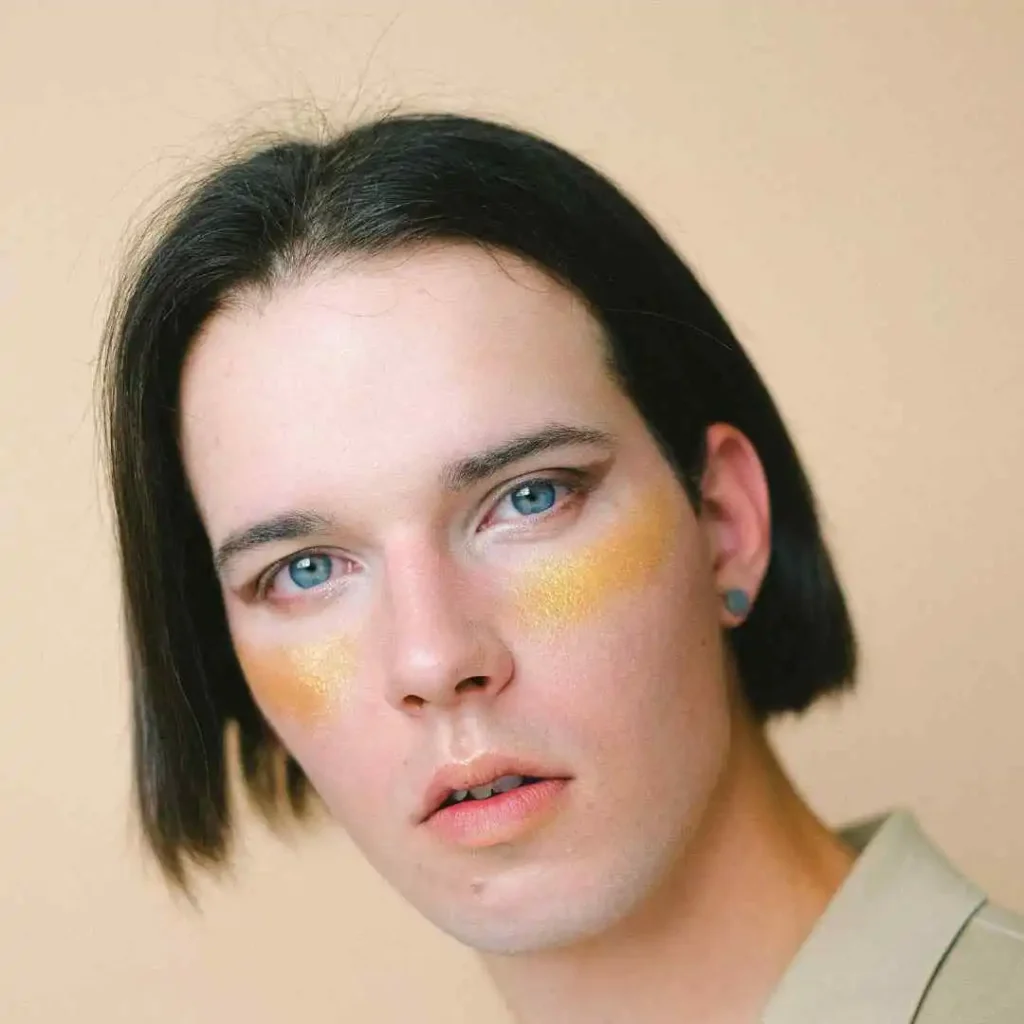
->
xmin=723 ymin=588 xmax=751 ymax=618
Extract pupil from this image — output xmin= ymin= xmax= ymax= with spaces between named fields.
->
xmin=511 ymin=481 xmax=557 ymax=516
xmin=289 ymin=554 xmax=332 ymax=589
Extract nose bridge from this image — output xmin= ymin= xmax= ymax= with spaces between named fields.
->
xmin=380 ymin=532 xmax=509 ymax=709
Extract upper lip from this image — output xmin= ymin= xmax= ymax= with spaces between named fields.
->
xmin=417 ymin=753 xmax=570 ymax=823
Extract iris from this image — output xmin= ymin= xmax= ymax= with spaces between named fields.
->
xmin=510 ymin=480 xmax=558 ymax=516
xmin=288 ymin=553 xmax=333 ymax=589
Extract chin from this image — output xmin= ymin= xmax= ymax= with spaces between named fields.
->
xmin=425 ymin=900 xmax=639 ymax=956
xmin=406 ymin=839 xmax=685 ymax=956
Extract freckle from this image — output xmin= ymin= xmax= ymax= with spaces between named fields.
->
xmin=512 ymin=485 xmax=676 ymax=630
xmin=235 ymin=636 xmax=356 ymax=725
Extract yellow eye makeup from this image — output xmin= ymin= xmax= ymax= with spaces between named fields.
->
xmin=511 ymin=485 xmax=676 ymax=630
xmin=234 ymin=636 xmax=356 ymax=725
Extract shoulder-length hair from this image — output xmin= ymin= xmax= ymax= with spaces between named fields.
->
xmin=99 ymin=112 xmax=856 ymax=886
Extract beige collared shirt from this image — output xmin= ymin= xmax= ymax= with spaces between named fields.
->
xmin=762 ymin=811 xmax=1024 ymax=1023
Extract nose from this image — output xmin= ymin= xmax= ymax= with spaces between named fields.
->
xmin=379 ymin=542 xmax=513 ymax=713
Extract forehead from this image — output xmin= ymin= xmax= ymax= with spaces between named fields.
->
xmin=180 ymin=245 xmax=634 ymax=528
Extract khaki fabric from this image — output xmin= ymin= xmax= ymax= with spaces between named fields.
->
xmin=761 ymin=811 xmax=1024 ymax=1023
xmin=915 ymin=903 xmax=1024 ymax=1024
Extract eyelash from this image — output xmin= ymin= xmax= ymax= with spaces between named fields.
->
xmin=253 ymin=469 xmax=593 ymax=604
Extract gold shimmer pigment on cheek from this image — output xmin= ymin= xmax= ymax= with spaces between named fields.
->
xmin=235 ymin=636 xmax=356 ymax=725
xmin=512 ymin=485 xmax=677 ymax=630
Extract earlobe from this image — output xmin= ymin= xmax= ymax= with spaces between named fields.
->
xmin=698 ymin=424 xmax=772 ymax=625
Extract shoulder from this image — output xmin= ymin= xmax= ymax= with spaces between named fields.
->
xmin=915 ymin=901 xmax=1024 ymax=1024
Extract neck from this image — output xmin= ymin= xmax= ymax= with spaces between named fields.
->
xmin=480 ymin=710 xmax=854 ymax=1024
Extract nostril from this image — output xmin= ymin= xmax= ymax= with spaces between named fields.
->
xmin=400 ymin=676 xmax=489 ymax=710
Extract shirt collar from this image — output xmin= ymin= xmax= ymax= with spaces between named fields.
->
xmin=761 ymin=810 xmax=985 ymax=1024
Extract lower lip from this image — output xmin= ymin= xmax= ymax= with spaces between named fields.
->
xmin=425 ymin=779 xmax=570 ymax=848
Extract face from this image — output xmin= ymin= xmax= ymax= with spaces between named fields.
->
xmin=180 ymin=245 xmax=757 ymax=954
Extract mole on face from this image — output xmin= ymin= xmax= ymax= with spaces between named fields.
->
xmin=511 ymin=485 xmax=677 ymax=631
xmin=234 ymin=636 xmax=356 ymax=725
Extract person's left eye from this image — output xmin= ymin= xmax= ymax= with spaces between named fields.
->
xmin=485 ymin=473 xmax=586 ymax=528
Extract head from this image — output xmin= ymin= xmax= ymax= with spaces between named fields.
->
xmin=99 ymin=113 xmax=855 ymax=952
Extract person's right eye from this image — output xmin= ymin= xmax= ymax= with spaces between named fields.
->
xmin=256 ymin=550 xmax=358 ymax=605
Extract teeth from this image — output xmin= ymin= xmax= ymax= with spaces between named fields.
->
xmin=493 ymin=774 xmax=524 ymax=793
xmin=446 ymin=774 xmax=529 ymax=807
xmin=469 ymin=775 xmax=525 ymax=801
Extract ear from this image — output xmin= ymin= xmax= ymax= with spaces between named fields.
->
xmin=698 ymin=424 xmax=772 ymax=627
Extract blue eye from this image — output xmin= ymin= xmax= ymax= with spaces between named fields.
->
xmin=287 ymin=553 xmax=333 ymax=590
xmin=509 ymin=480 xmax=559 ymax=516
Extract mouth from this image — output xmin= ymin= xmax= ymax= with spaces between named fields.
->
xmin=419 ymin=755 xmax=572 ymax=823
xmin=418 ymin=757 xmax=572 ymax=848
xmin=435 ymin=774 xmax=548 ymax=811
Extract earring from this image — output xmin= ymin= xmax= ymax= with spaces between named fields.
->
xmin=723 ymin=588 xmax=751 ymax=618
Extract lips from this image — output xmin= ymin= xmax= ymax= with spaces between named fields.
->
xmin=425 ymin=777 xmax=570 ymax=848
xmin=418 ymin=754 xmax=570 ymax=824
xmin=438 ymin=773 xmax=545 ymax=809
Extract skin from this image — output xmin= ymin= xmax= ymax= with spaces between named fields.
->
xmin=233 ymin=636 xmax=356 ymax=724
xmin=180 ymin=244 xmax=854 ymax=1024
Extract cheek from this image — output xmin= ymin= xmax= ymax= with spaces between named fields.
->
xmin=235 ymin=639 xmax=396 ymax=831
xmin=287 ymin=703 xmax=409 ymax=851
xmin=509 ymin=484 xmax=679 ymax=632
xmin=519 ymin=572 xmax=722 ymax=732
xmin=525 ymin=574 xmax=730 ymax=840
xmin=234 ymin=635 xmax=357 ymax=726
xmin=504 ymin=496 xmax=725 ymax=751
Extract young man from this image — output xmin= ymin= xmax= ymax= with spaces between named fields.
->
xmin=100 ymin=113 xmax=1023 ymax=1022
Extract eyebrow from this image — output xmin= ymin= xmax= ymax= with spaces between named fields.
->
xmin=212 ymin=422 xmax=616 ymax=574
xmin=439 ymin=422 xmax=616 ymax=491
xmin=213 ymin=510 xmax=336 ymax=574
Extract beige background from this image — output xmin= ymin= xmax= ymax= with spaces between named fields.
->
xmin=1 ymin=2 xmax=1021 ymax=1021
